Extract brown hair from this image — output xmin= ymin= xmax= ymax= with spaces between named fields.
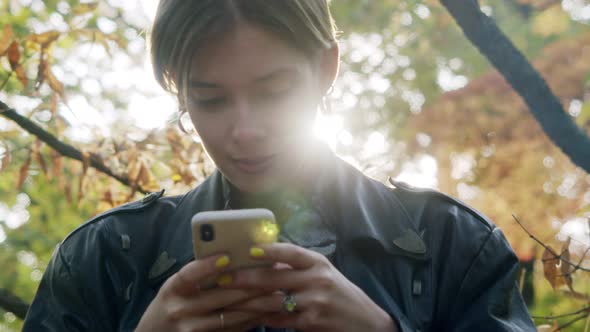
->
xmin=149 ymin=0 xmax=338 ymax=110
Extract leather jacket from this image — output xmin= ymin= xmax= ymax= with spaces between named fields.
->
xmin=23 ymin=151 xmax=535 ymax=331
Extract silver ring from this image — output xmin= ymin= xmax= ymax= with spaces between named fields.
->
xmin=219 ymin=311 xmax=225 ymax=328
xmin=282 ymin=293 xmax=297 ymax=313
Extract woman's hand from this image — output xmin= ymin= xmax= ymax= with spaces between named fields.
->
xmin=135 ymin=254 xmax=265 ymax=332
xmin=223 ymin=243 xmax=397 ymax=332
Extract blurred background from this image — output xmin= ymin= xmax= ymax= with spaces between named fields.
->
xmin=0 ymin=0 xmax=589 ymax=330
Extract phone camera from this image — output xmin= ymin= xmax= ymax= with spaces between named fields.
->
xmin=200 ymin=224 xmax=215 ymax=242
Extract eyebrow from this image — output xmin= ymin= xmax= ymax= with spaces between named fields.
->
xmin=188 ymin=68 xmax=297 ymax=88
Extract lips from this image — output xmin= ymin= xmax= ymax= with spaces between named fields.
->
xmin=233 ymin=155 xmax=276 ymax=174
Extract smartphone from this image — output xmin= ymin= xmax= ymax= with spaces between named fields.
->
xmin=191 ymin=208 xmax=279 ymax=289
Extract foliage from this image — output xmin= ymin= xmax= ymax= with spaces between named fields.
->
xmin=1 ymin=0 xmax=590 ymax=331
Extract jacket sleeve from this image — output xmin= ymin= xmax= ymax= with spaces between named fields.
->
xmin=447 ymin=228 xmax=536 ymax=331
xmin=22 ymin=245 xmax=96 ymax=332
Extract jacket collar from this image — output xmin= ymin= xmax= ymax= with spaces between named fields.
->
xmin=162 ymin=145 xmax=428 ymax=272
xmin=307 ymin=147 xmax=428 ymax=259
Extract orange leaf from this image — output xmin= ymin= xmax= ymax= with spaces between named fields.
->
xmin=101 ymin=189 xmax=114 ymax=206
xmin=17 ymin=155 xmax=31 ymax=190
xmin=50 ymin=93 xmax=58 ymax=116
xmin=27 ymin=31 xmax=61 ymax=47
xmin=7 ymin=40 xmax=20 ymax=70
xmin=0 ymin=25 xmax=14 ymax=56
xmin=72 ymin=2 xmax=99 ymax=16
xmin=14 ymin=65 xmax=28 ymax=87
xmin=32 ymin=140 xmax=48 ymax=176
xmin=50 ymin=150 xmax=62 ymax=180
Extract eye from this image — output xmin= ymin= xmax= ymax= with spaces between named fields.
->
xmin=193 ymin=97 xmax=227 ymax=109
xmin=260 ymin=89 xmax=290 ymax=101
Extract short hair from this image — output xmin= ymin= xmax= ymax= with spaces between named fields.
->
xmin=149 ymin=0 xmax=338 ymax=109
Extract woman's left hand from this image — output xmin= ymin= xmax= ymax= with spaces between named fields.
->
xmin=220 ymin=243 xmax=397 ymax=332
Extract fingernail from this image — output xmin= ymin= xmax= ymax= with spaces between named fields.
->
xmin=250 ymin=247 xmax=265 ymax=257
xmin=216 ymin=274 xmax=233 ymax=286
xmin=215 ymin=255 xmax=230 ymax=268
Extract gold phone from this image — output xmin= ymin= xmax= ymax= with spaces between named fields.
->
xmin=191 ymin=208 xmax=279 ymax=289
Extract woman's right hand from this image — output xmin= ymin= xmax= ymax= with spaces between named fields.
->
xmin=136 ymin=255 xmax=264 ymax=332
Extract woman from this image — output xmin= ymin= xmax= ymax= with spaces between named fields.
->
xmin=23 ymin=1 xmax=535 ymax=331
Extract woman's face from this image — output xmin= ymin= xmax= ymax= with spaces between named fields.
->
xmin=187 ymin=23 xmax=336 ymax=194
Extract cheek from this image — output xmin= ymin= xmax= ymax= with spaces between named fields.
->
xmin=189 ymin=112 xmax=228 ymax=151
xmin=275 ymin=89 xmax=319 ymax=136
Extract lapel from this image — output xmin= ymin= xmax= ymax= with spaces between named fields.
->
xmin=147 ymin=171 xmax=228 ymax=286
xmin=309 ymin=148 xmax=429 ymax=260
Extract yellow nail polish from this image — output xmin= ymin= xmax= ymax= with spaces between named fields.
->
xmin=250 ymin=247 xmax=265 ymax=257
xmin=215 ymin=255 xmax=230 ymax=268
xmin=217 ymin=274 xmax=233 ymax=286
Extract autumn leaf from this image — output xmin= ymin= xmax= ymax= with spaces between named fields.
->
xmin=559 ymin=238 xmax=575 ymax=292
xmin=541 ymin=244 xmax=574 ymax=291
xmin=0 ymin=25 xmax=14 ymax=56
xmin=50 ymin=93 xmax=58 ymax=116
xmin=45 ymin=67 xmax=65 ymax=99
xmin=17 ymin=155 xmax=31 ymax=190
xmin=32 ymin=140 xmax=48 ymax=176
xmin=171 ymin=174 xmax=182 ymax=183
xmin=7 ymin=40 xmax=20 ymax=70
xmin=14 ymin=65 xmax=28 ymax=87
xmin=35 ymin=52 xmax=47 ymax=90
xmin=0 ymin=142 xmax=10 ymax=172
xmin=532 ymin=6 xmax=570 ymax=37
xmin=27 ymin=31 xmax=61 ymax=47
xmin=72 ymin=2 xmax=99 ymax=16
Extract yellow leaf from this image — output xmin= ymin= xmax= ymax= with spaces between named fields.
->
xmin=46 ymin=67 xmax=65 ymax=99
xmin=72 ymin=2 xmax=99 ymax=16
xmin=27 ymin=31 xmax=61 ymax=47
xmin=532 ymin=6 xmax=571 ymax=37
xmin=0 ymin=25 xmax=14 ymax=56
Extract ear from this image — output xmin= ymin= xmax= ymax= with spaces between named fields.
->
xmin=318 ymin=42 xmax=340 ymax=95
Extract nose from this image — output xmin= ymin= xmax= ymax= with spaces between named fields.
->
xmin=231 ymin=98 xmax=267 ymax=144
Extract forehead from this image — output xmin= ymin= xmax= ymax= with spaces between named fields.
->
xmin=190 ymin=24 xmax=313 ymax=84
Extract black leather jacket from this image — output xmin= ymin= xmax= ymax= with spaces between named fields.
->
xmin=23 ymin=151 xmax=535 ymax=331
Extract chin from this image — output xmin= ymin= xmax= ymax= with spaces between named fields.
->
xmin=223 ymin=170 xmax=277 ymax=194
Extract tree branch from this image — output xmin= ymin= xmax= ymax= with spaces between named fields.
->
xmin=0 ymin=288 xmax=29 ymax=320
xmin=0 ymin=99 xmax=149 ymax=194
xmin=513 ymin=215 xmax=590 ymax=272
xmin=533 ymin=305 xmax=590 ymax=319
xmin=440 ymin=0 xmax=590 ymax=174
